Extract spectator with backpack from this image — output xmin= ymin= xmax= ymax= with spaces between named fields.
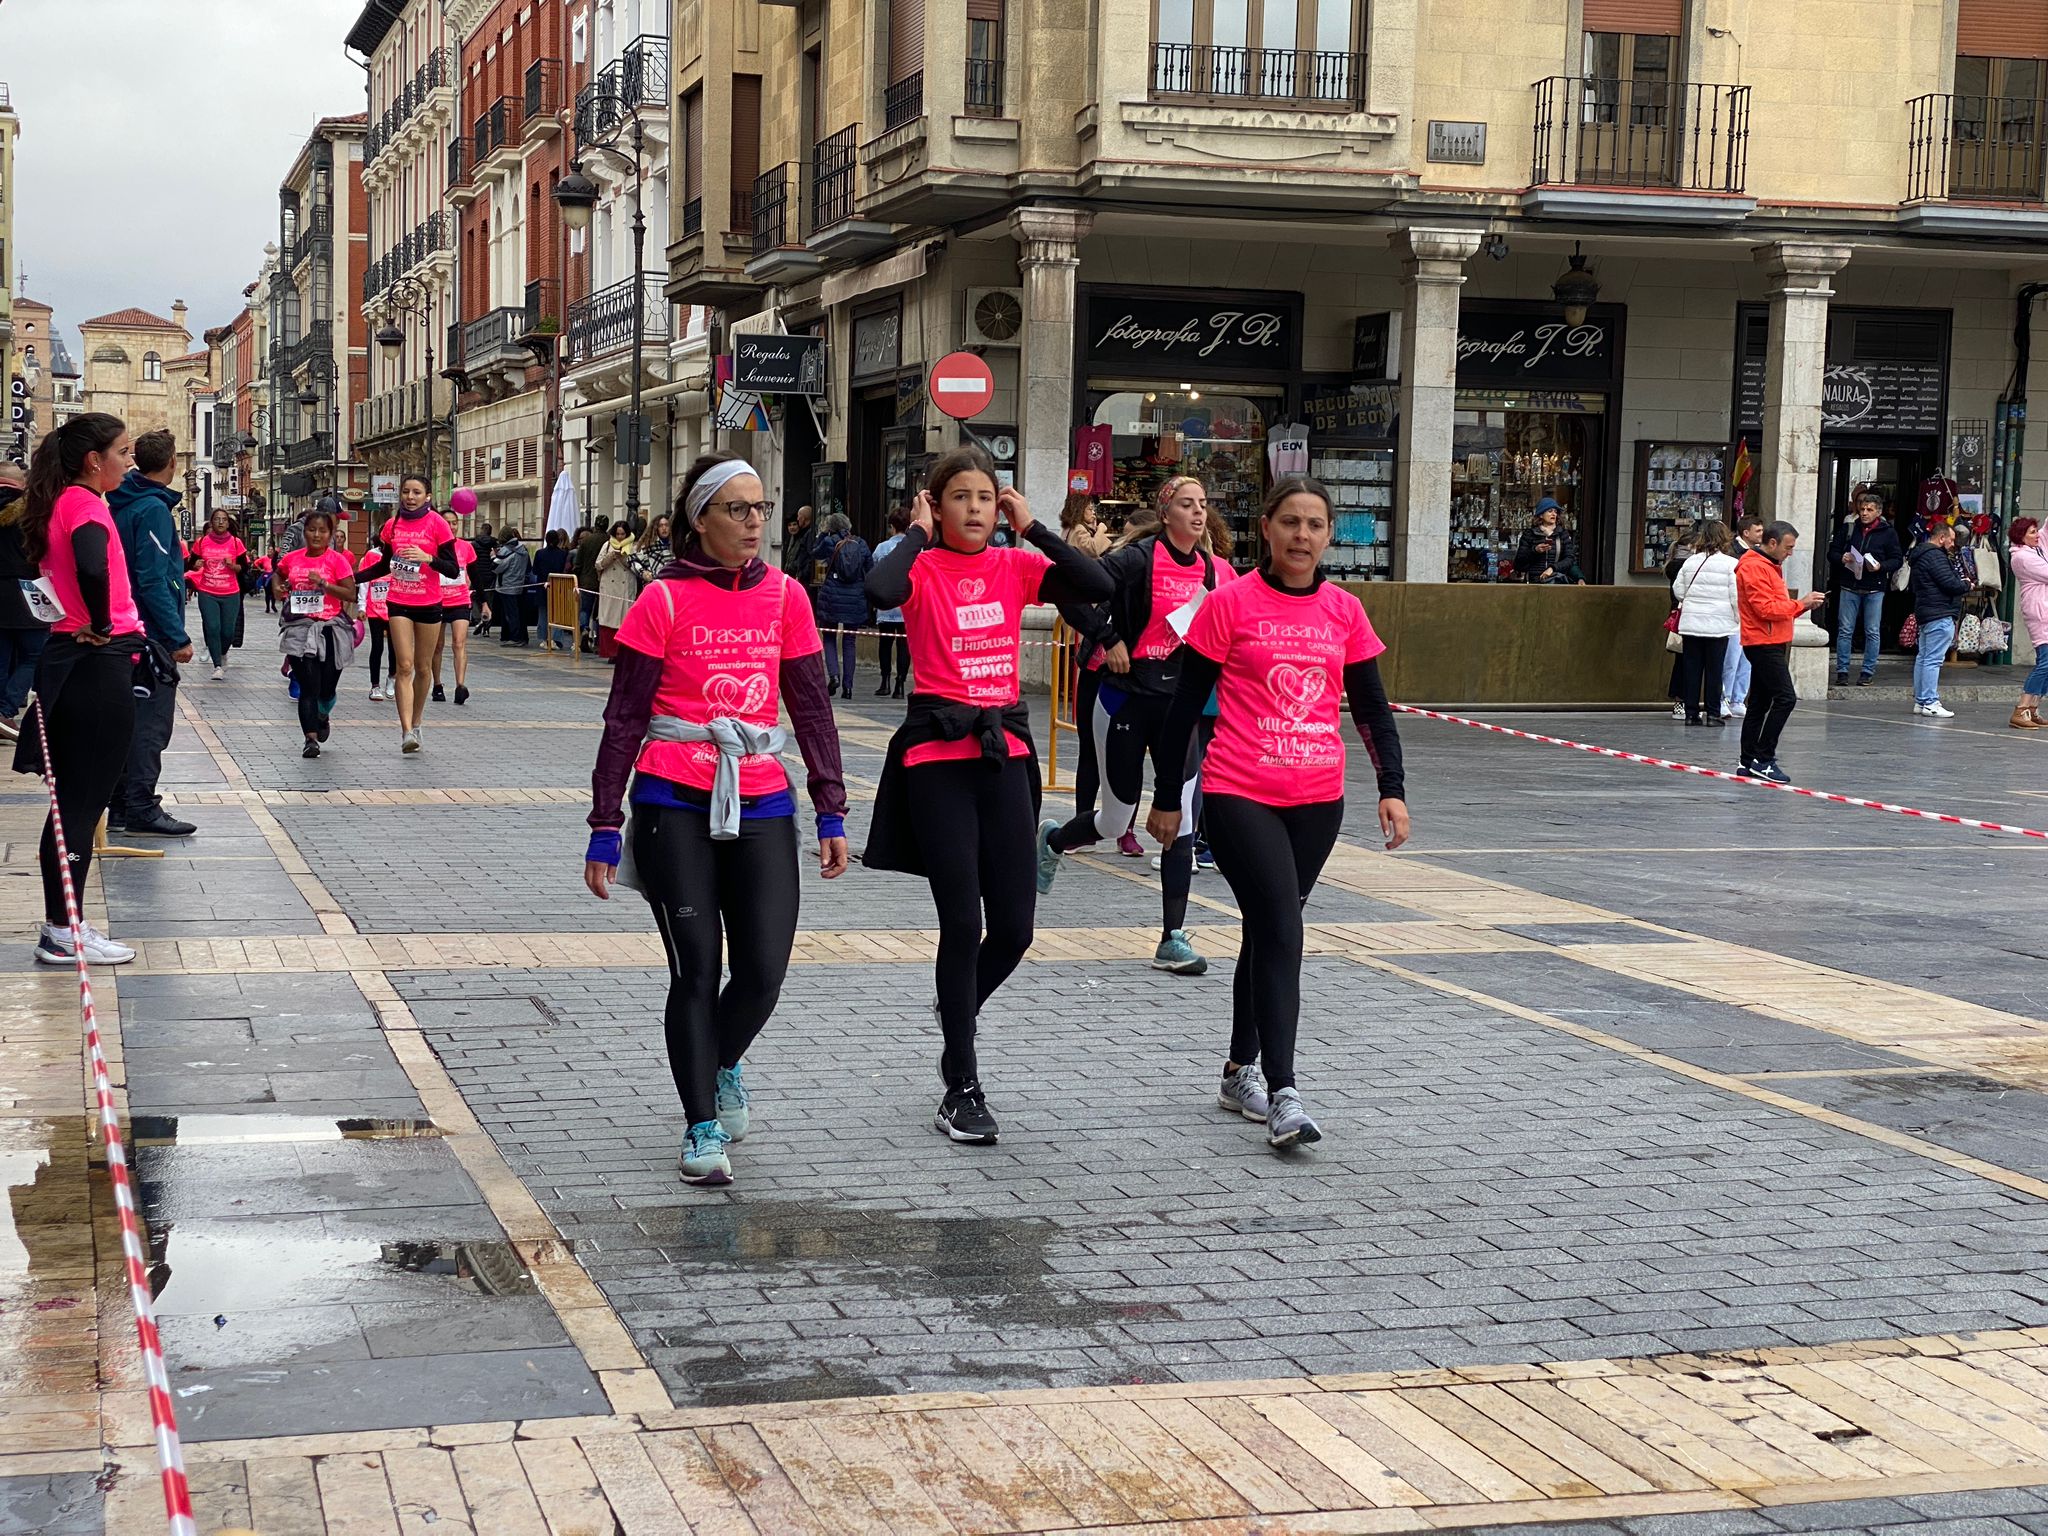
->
xmin=814 ymin=512 xmax=871 ymax=698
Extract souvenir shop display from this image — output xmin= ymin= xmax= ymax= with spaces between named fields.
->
xmin=1313 ymin=448 xmax=1394 ymax=580
xmin=1449 ymin=404 xmax=1593 ymax=582
xmin=1631 ymin=441 xmax=1731 ymax=575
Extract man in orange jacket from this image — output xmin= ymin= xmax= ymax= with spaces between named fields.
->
xmin=1735 ymin=521 xmax=1826 ymax=783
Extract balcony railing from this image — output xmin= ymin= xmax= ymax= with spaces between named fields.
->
xmin=1908 ymin=90 xmax=2048 ymax=203
xmin=965 ymin=56 xmax=1004 ymax=117
xmin=288 ymin=205 xmax=333 ymax=270
xmin=524 ymin=58 xmax=563 ymax=135
xmin=729 ymin=187 xmax=753 ymax=235
xmin=474 ymin=96 xmax=521 ymax=164
xmin=566 ymin=273 xmax=671 ymax=367
xmin=364 ymin=211 xmax=451 ymax=301
xmin=367 ymin=47 xmax=455 ymax=163
xmin=463 ymin=305 xmax=532 ymax=370
xmin=812 ymin=126 xmax=857 ymax=232
xmin=1531 ymin=77 xmax=1751 ymax=193
xmin=355 ymin=380 xmax=435 ymax=443
xmin=1147 ymin=42 xmax=1364 ymax=108
xmin=751 ymin=162 xmax=809 ymax=255
xmin=448 ymin=137 xmax=472 ymax=188
xmin=884 ymin=72 xmax=924 ymax=131
xmin=523 ymin=277 xmax=562 ymax=339
xmin=283 ymin=432 xmax=333 ymax=470
xmin=282 ymin=322 xmax=333 ymax=377
xmin=619 ymin=34 xmax=669 ymax=111
xmin=680 ymin=197 xmax=702 ymax=238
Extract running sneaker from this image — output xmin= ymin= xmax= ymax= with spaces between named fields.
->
xmin=454 ymin=684 xmax=470 ymax=706
xmin=1035 ymin=818 xmax=1063 ymax=894
xmin=1194 ymin=842 xmax=1214 ymax=872
xmin=35 ymin=922 xmax=136 ymax=966
xmin=1266 ymin=1086 xmax=1322 ymax=1148
xmin=935 ymin=1081 xmax=1000 ymax=1144
xmin=715 ymin=1064 xmax=751 ymax=1142
xmin=1117 ymin=830 xmax=1144 ymax=857
xmin=1756 ymin=761 xmax=1792 ymax=785
xmin=1217 ymin=1062 xmax=1270 ymax=1122
xmin=401 ymin=728 xmax=421 ymax=754
xmin=368 ymin=685 xmax=386 ymax=702
xmin=210 ymin=665 xmax=225 ymax=681
xmin=431 ymin=683 xmax=447 ymax=703
xmin=1670 ymin=702 xmax=1686 ymax=720
xmin=302 ymin=741 xmax=320 ymax=759
xmin=1152 ymin=929 xmax=1208 ymax=976
xmin=1916 ymin=702 xmax=1956 ymax=719
xmin=678 ymin=1120 xmax=734 ymax=1185
xmin=1727 ymin=702 xmax=1747 ymax=717
xmin=1736 ymin=759 xmax=1761 ymax=778
xmin=288 ymin=678 xmax=300 ymax=700
xmin=316 ymin=719 xmax=331 ymax=743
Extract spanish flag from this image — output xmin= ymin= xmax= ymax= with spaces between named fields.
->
xmin=1730 ymin=437 xmax=1754 ymax=514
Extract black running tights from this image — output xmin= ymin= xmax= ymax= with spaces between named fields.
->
xmin=633 ymin=804 xmax=801 ymax=1126
xmin=289 ymin=653 xmax=341 ymax=738
xmin=37 ymin=648 xmax=137 ymax=926
xmin=908 ymin=755 xmax=1037 ymax=1089
xmin=366 ymin=618 xmax=389 ymax=688
xmin=1203 ymin=793 xmax=1343 ymax=1093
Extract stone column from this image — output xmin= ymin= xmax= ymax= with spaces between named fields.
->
xmin=1755 ymin=242 xmax=1850 ymax=696
xmin=1012 ymin=206 xmax=1094 ymax=508
xmin=1391 ymin=228 xmax=1481 ymax=583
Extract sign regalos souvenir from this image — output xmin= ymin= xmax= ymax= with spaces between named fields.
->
xmin=929 ymin=351 xmax=995 ymax=421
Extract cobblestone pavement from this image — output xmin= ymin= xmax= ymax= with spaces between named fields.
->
xmin=14 ymin=615 xmax=2048 ymax=1532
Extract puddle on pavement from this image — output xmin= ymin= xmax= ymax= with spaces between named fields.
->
xmin=147 ymin=1226 xmax=538 ymax=1315
xmin=129 ymin=1114 xmax=444 ymax=1146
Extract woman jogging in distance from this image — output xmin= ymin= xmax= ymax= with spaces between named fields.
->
xmin=1148 ymin=475 xmax=1410 ymax=1149
xmin=356 ymin=472 xmax=457 ymax=753
xmin=430 ymin=534 xmax=474 ymax=705
xmin=15 ymin=414 xmax=145 ymax=966
xmin=584 ymin=454 xmax=848 ymax=1186
xmin=358 ymin=545 xmax=392 ymax=701
xmin=188 ymin=505 xmax=249 ymax=680
xmin=863 ymin=445 xmax=1114 ymax=1145
xmin=274 ymin=509 xmax=358 ymax=758
xmin=1037 ymin=475 xmax=1230 ymax=976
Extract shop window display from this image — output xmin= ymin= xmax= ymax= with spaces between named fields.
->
xmin=1090 ymin=390 xmax=1272 ymax=564
xmin=1449 ymin=394 xmax=1599 ymax=582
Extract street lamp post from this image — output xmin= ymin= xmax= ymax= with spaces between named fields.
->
xmin=376 ymin=275 xmax=440 ymax=493
xmin=554 ymin=114 xmax=649 ymax=527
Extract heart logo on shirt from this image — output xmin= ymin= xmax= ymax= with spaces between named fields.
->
xmin=955 ymin=577 xmax=988 ymax=602
xmin=1268 ymin=663 xmax=1328 ymax=721
xmin=705 ymin=672 xmax=772 ymax=716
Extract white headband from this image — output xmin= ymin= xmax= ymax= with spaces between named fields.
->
xmin=683 ymin=459 xmax=760 ymax=527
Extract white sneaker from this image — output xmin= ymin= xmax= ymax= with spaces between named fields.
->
xmin=36 ymin=922 xmax=136 ymax=966
xmin=1727 ymin=703 xmax=1747 ymax=718
xmin=1670 ymin=702 xmax=1686 ymax=720
xmin=210 ymin=665 xmax=225 ymax=681
xmin=1917 ymin=702 xmax=1956 ymax=719
xmin=401 ymin=727 xmax=421 ymax=753
xmin=368 ymin=686 xmax=386 ymax=702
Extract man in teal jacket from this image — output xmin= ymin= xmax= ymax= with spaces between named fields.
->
xmin=107 ymin=429 xmax=197 ymax=837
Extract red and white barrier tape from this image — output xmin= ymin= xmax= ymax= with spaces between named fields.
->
xmin=31 ymin=702 xmax=197 ymax=1536
xmin=1392 ymin=703 xmax=2048 ymax=843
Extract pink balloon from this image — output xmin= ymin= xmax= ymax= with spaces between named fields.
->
xmin=449 ymin=487 xmax=478 ymax=516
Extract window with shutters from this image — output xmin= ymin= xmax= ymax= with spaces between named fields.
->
xmin=885 ymin=0 xmax=925 ymax=128
xmin=730 ymin=76 xmax=761 ymax=232
xmin=966 ymin=0 xmax=1004 ymax=116
xmin=1148 ymin=0 xmax=1362 ymax=107
xmin=680 ymin=86 xmax=703 ymax=238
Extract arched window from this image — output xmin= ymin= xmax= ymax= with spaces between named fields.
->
xmin=143 ymin=351 xmax=164 ymax=382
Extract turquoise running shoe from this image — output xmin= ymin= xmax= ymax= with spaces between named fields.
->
xmin=678 ymin=1120 xmax=733 ymax=1185
xmin=716 ymin=1064 xmax=750 ymax=1141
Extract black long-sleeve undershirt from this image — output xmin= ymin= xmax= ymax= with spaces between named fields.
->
xmin=1152 ymin=649 xmax=1407 ymax=808
xmin=864 ymin=522 xmax=1114 ymax=611
xmin=354 ymin=536 xmax=460 ymax=584
xmin=73 ymin=522 xmax=115 ymax=635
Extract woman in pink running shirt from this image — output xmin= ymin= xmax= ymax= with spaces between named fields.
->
xmin=186 ymin=506 xmax=249 ymax=678
xmin=1147 ymin=476 xmax=1411 ymax=1152
xmin=861 ymin=444 xmax=1113 ymax=1146
xmin=272 ymin=509 xmax=359 ymax=758
xmin=430 ymin=537 xmax=474 ymax=706
xmin=357 ymin=546 xmax=393 ymax=701
xmin=355 ymin=472 xmax=457 ymax=753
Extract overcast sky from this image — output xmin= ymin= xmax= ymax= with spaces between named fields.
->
xmin=4 ymin=0 xmax=368 ymax=355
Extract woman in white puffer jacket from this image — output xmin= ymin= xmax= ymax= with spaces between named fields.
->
xmin=1672 ymin=519 xmax=1741 ymax=726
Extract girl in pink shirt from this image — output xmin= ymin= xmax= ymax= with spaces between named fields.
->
xmin=430 ymin=537 xmax=474 ymax=706
xmin=1147 ymin=476 xmax=1412 ymax=1150
xmin=357 ymin=547 xmax=393 ymax=701
xmin=16 ymin=412 xmax=145 ymax=968
xmin=186 ymin=508 xmax=249 ymax=677
xmin=273 ymin=509 xmax=359 ymax=758
xmin=861 ymin=445 xmax=1113 ymax=1145
xmin=354 ymin=473 xmax=458 ymax=753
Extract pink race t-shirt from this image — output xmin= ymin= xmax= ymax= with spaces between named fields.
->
xmin=1131 ymin=540 xmax=1233 ymax=662
xmin=45 ymin=486 xmax=142 ymax=637
xmin=356 ymin=549 xmax=390 ymax=620
xmin=614 ymin=568 xmax=822 ymax=799
xmin=440 ymin=539 xmax=475 ymax=611
xmin=1187 ymin=575 xmax=1385 ymax=806
xmin=377 ymin=510 xmax=454 ymax=606
xmin=279 ymin=547 xmax=354 ymax=622
xmin=192 ymin=532 xmax=246 ymax=596
xmin=900 ymin=542 xmax=1053 ymax=766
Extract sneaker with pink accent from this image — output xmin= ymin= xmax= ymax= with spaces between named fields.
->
xmin=36 ymin=922 xmax=136 ymax=966
xmin=1117 ymin=830 xmax=1144 ymax=857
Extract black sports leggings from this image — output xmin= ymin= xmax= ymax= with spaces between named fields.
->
xmin=1048 ymin=688 xmax=1198 ymax=940
xmin=907 ymin=755 xmax=1037 ymax=1089
xmin=36 ymin=646 xmax=138 ymax=926
xmin=366 ymin=618 xmax=389 ymax=688
xmin=1203 ymin=793 xmax=1344 ymax=1093
xmin=633 ymin=804 xmax=800 ymax=1125
xmin=289 ymin=653 xmax=341 ymax=737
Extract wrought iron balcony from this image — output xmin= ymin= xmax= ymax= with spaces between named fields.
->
xmin=448 ymin=137 xmax=473 ymax=188
xmin=884 ymin=72 xmax=924 ymax=132
xmin=1908 ymin=90 xmax=2048 ymax=203
xmin=751 ymin=163 xmax=811 ymax=256
xmin=680 ymin=197 xmax=702 ymax=238
xmin=811 ymin=126 xmax=857 ymax=232
xmin=965 ymin=56 xmax=1004 ymax=117
xmin=524 ymin=58 xmax=563 ymax=138
xmin=473 ymin=96 xmax=522 ymax=167
xmin=619 ymin=35 xmax=669 ymax=112
xmin=523 ymin=277 xmax=562 ymax=340
xmin=1147 ymin=42 xmax=1364 ymax=108
xmin=1531 ymin=77 xmax=1751 ymax=193
xmin=565 ymin=273 xmax=670 ymax=367
xmin=281 ymin=322 xmax=333 ymax=377
xmin=288 ymin=206 xmax=333 ymax=270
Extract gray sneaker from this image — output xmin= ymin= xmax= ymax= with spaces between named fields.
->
xmin=1266 ymin=1086 xmax=1321 ymax=1148
xmin=1035 ymin=818 xmax=1063 ymax=894
xmin=1217 ymin=1063 xmax=1269 ymax=1122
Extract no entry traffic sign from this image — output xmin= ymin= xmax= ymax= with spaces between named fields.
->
xmin=929 ymin=351 xmax=995 ymax=421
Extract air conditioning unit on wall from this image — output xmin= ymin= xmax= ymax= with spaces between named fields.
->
xmin=965 ymin=288 xmax=1025 ymax=348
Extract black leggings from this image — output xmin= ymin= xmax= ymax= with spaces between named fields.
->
xmin=1048 ymin=689 xmax=1198 ymax=939
xmin=36 ymin=647 xmax=138 ymax=927
xmin=1072 ymin=666 xmax=1101 ymax=818
xmin=907 ymin=755 xmax=1037 ymax=1089
xmin=1203 ymin=793 xmax=1344 ymax=1093
xmin=289 ymin=653 xmax=341 ymax=737
xmin=633 ymin=804 xmax=800 ymax=1126
xmin=366 ymin=618 xmax=389 ymax=688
